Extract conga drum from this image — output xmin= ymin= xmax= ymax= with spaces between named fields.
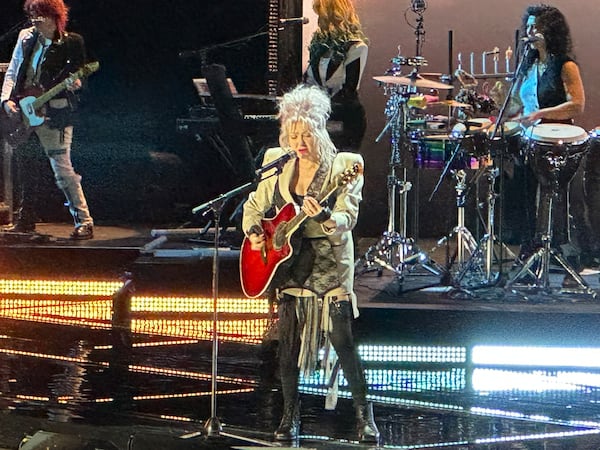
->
xmin=522 ymin=123 xmax=590 ymax=245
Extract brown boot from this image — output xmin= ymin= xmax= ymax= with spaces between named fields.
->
xmin=356 ymin=402 xmax=380 ymax=444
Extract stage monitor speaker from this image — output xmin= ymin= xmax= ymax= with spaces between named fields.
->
xmin=19 ymin=430 xmax=118 ymax=450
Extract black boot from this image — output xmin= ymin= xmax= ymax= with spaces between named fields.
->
xmin=4 ymin=208 xmax=36 ymax=233
xmin=356 ymin=402 xmax=380 ymax=444
xmin=274 ymin=401 xmax=299 ymax=441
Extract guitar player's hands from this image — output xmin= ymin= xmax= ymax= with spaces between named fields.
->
xmin=303 ymin=196 xmax=332 ymax=225
xmin=2 ymin=100 xmax=18 ymax=116
xmin=65 ymin=78 xmax=82 ymax=92
xmin=302 ymin=196 xmax=323 ymax=218
xmin=247 ymin=225 xmax=265 ymax=251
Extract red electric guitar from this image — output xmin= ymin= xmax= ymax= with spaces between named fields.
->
xmin=240 ymin=163 xmax=363 ymax=298
xmin=1 ymin=61 xmax=99 ymax=147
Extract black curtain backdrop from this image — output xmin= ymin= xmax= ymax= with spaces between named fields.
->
xmin=0 ymin=0 xmax=270 ymax=225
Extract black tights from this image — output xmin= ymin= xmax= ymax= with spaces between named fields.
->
xmin=277 ymin=297 xmax=367 ymax=410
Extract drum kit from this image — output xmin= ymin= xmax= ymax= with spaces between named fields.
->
xmin=356 ymin=23 xmax=597 ymax=298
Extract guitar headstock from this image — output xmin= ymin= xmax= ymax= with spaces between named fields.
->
xmin=339 ymin=162 xmax=364 ymax=186
xmin=80 ymin=61 xmax=100 ymax=77
xmin=70 ymin=62 xmax=100 ymax=81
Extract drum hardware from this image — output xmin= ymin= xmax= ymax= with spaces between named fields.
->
xmin=428 ymin=123 xmax=481 ymax=201
xmin=358 ymin=6 xmax=447 ymax=285
xmin=506 ymin=126 xmax=596 ymax=298
xmin=427 ymin=119 xmax=512 ymax=281
xmin=452 ymin=166 xmax=517 ymax=288
xmin=439 ymin=169 xmax=479 ymax=269
xmin=356 ymin=81 xmax=445 ymax=283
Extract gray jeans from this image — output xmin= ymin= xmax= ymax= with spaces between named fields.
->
xmin=19 ymin=124 xmax=93 ymax=226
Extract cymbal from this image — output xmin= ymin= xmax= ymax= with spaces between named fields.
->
xmin=429 ymin=100 xmax=472 ymax=108
xmin=373 ymin=74 xmax=453 ymax=90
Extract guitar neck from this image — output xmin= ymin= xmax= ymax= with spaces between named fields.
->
xmin=32 ymin=78 xmax=69 ymax=111
xmin=285 ymin=183 xmax=340 ymax=236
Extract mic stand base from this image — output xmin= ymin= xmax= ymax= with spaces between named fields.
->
xmin=204 ymin=416 xmax=223 ymax=437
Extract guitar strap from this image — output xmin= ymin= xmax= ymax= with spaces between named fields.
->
xmin=306 ymin=160 xmax=331 ymax=201
xmin=272 ymin=160 xmax=335 ymax=213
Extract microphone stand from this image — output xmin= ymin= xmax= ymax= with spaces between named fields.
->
xmin=178 ymin=30 xmax=268 ymax=64
xmin=189 ymin=160 xmax=287 ymax=438
xmin=191 ymin=181 xmax=254 ymax=437
xmin=0 ymin=19 xmax=28 ymax=44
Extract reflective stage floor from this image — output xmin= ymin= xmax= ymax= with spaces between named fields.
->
xmin=0 ymin=224 xmax=599 ymax=449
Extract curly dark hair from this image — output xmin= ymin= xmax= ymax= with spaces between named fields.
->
xmin=520 ymin=4 xmax=573 ymax=71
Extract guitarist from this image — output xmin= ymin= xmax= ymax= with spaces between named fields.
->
xmin=242 ymin=85 xmax=379 ymax=444
xmin=1 ymin=0 xmax=94 ymax=239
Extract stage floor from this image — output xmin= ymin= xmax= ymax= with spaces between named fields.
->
xmin=0 ymin=223 xmax=598 ymax=449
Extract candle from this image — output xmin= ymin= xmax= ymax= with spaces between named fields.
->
xmin=505 ymin=46 xmax=513 ymax=73
xmin=493 ymin=47 xmax=499 ymax=73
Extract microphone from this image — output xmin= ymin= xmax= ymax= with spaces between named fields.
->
xmin=279 ymin=17 xmax=309 ymax=25
xmin=521 ymin=33 xmax=544 ymax=44
xmin=256 ymin=150 xmax=297 ymax=176
xmin=411 ymin=0 xmax=427 ymax=13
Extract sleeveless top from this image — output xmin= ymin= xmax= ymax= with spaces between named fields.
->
xmin=520 ymin=54 xmax=572 ymax=116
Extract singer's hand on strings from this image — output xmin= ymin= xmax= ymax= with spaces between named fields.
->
xmin=301 ymin=196 xmax=323 ymax=218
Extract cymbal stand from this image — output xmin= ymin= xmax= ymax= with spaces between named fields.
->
xmin=356 ymin=90 xmax=442 ymax=281
xmin=505 ymin=154 xmax=596 ymax=298
xmin=427 ymin=133 xmax=478 ymax=268
xmin=447 ymin=169 xmax=478 ymax=267
xmin=454 ymin=166 xmax=516 ymax=288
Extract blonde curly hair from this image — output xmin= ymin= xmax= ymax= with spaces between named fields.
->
xmin=277 ymin=84 xmax=337 ymax=164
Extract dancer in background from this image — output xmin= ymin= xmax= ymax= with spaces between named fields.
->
xmin=242 ymin=85 xmax=379 ymax=443
xmin=304 ymin=0 xmax=368 ymax=153
xmin=1 ymin=0 xmax=94 ymax=239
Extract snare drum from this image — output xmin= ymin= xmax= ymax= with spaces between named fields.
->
xmin=487 ymin=121 xmax=523 ymax=157
xmin=522 ymin=123 xmax=589 ymax=187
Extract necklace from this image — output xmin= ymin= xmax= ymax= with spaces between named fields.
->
xmin=537 ymin=58 xmax=548 ymax=75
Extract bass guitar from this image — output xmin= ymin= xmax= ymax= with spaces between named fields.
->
xmin=1 ymin=61 xmax=100 ymax=147
xmin=240 ymin=163 xmax=362 ymax=298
